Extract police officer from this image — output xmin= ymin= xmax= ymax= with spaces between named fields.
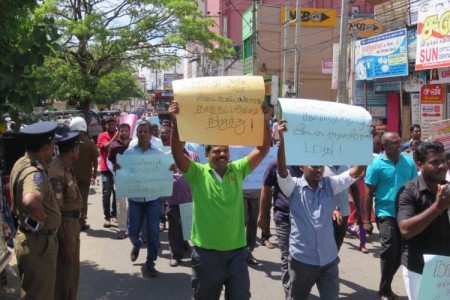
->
xmin=70 ymin=116 xmax=99 ymax=231
xmin=10 ymin=121 xmax=61 ymax=300
xmin=48 ymin=130 xmax=82 ymax=300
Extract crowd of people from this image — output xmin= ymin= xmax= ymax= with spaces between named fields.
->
xmin=7 ymin=103 xmax=450 ymax=300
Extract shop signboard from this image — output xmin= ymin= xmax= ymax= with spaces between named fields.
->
xmin=322 ymin=58 xmax=333 ymax=74
xmin=430 ymin=67 xmax=450 ymax=84
xmin=354 ymin=28 xmax=408 ymax=80
xmin=280 ymin=7 xmax=336 ymax=27
xmin=353 ymin=80 xmax=387 ymax=118
xmin=348 ymin=18 xmax=384 ymax=38
xmin=421 ymin=84 xmax=445 ymax=140
xmin=411 ymin=93 xmax=421 ymax=126
xmin=431 ymin=119 xmax=450 ymax=150
xmin=373 ymin=70 xmax=426 ymax=92
xmin=416 ymin=0 xmax=450 ymax=70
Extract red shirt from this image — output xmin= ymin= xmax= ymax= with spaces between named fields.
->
xmin=97 ymin=131 xmax=115 ymax=171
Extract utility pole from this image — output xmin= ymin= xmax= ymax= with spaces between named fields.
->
xmin=337 ymin=0 xmax=349 ymax=103
xmin=293 ymin=0 xmax=301 ymax=98
xmin=252 ymin=1 xmax=258 ymax=75
xmin=282 ymin=0 xmax=291 ymax=98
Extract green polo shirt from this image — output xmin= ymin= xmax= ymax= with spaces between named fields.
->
xmin=183 ymin=157 xmax=252 ymax=251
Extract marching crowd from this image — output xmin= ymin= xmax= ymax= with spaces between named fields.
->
xmin=8 ymin=101 xmax=450 ymax=300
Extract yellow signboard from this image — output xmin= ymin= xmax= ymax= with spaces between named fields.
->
xmin=280 ymin=7 xmax=336 ymax=27
xmin=172 ymin=76 xmax=266 ymax=146
xmin=348 ymin=18 xmax=384 ymax=38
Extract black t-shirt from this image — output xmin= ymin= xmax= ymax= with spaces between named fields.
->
xmin=396 ymin=175 xmax=450 ymax=274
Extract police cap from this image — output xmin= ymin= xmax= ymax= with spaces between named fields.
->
xmin=56 ymin=130 xmax=80 ymax=148
xmin=20 ymin=121 xmax=58 ymax=142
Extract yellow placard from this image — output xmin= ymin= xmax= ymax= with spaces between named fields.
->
xmin=172 ymin=76 xmax=265 ymax=146
xmin=280 ymin=7 xmax=336 ymax=27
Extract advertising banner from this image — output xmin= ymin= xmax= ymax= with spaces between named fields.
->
xmin=354 ymin=28 xmax=408 ymax=80
xmin=280 ymin=7 xmax=336 ymax=27
xmin=431 ymin=119 xmax=450 ymax=150
xmin=416 ymin=0 xmax=450 ymax=70
xmin=421 ymin=84 xmax=445 ymax=104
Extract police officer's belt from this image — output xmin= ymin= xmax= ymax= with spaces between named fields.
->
xmin=60 ymin=210 xmax=81 ymax=218
xmin=19 ymin=226 xmax=56 ymax=236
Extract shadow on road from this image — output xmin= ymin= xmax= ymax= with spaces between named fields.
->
xmin=79 ymin=260 xmax=192 ymax=299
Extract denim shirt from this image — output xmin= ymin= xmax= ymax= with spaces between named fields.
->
xmin=123 ymin=143 xmax=164 ymax=202
xmin=278 ymin=170 xmax=357 ymax=266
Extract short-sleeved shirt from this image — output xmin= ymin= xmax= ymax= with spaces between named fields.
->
xmin=48 ymin=157 xmax=83 ymax=211
xmin=108 ymin=139 xmax=130 ymax=165
xmin=396 ymin=175 xmax=450 ymax=274
xmin=73 ymin=135 xmax=99 ymax=183
xmin=324 ymin=166 xmax=351 ymax=216
xmin=262 ymin=160 xmax=302 ymax=223
xmin=278 ymin=170 xmax=357 ymax=266
xmin=365 ymin=152 xmax=418 ymax=218
xmin=183 ymin=157 xmax=252 ymax=251
xmin=10 ymin=153 xmax=61 ymax=230
xmin=97 ymin=131 xmax=116 ymax=172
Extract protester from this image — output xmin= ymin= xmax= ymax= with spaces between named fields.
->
xmin=49 ymin=130 xmax=82 ymax=300
xmin=108 ymin=123 xmax=132 ymax=239
xmin=70 ymin=116 xmax=99 ymax=231
xmin=401 ymin=125 xmax=421 ymax=151
xmin=396 ymin=142 xmax=450 ymax=300
xmin=160 ymin=126 xmax=171 ymax=147
xmin=324 ymin=165 xmax=361 ymax=251
xmin=10 ymin=121 xmax=61 ymax=299
xmin=163 ymin=143 xmax=199 ymax=267
xmin=169 ymin=100 xmax=271 ymax=299
xmin=258 ymin=160 xmax=302 ymax=299
xmin=122 ymin=120 xmax=165 ymax=277
xmin=276 ymin=119 xmax=367 ymax=300
xmin=364 ymin=132 xmax=418 ymax=300
xmin=97 ymin=116 xmax=118 ymax=228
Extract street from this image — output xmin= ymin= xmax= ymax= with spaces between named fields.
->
xmin=1 ymin=182 xmax=408 ymax=299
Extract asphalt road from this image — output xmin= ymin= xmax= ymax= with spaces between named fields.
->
xmin=1 ymin=182 xmax=408 ymax=299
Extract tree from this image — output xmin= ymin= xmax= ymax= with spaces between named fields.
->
xmin=0 ymin=0 xmax=60 ymax=131
xmin=37 ymin=0 xmax=234 ymax=114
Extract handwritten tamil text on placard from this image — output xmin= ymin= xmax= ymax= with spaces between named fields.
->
xmin=115 ymin=154 xmax=173 ymax=198
xmin=230 ymin=147 xmax=277 ymax=189
xmin=172 ymin=76 xmax=265 ymax=146
xmin=278 ymin=98 xmax=373 ymax=165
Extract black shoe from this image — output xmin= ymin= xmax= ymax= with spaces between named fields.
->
xmin=142 ymin=266 xmax=158 ymax=277
xmin=130 ymin=247 xmax=140 ymax=262
xmin=80 ymin=223 xmax=90 ymax=231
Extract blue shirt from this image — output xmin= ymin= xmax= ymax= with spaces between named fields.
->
xmin=123 ymin=143 xmax=164 ymax=202
xmin=278 ymin=170 xmax=357 ymax=266
xmin=365 ymin=152 xmax=417 ymax=218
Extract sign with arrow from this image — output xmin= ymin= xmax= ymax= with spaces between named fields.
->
xmin=280 ymin=7 xmax=336 ymax=27
xmin=349 ymin=18 xmax=384 ymax=38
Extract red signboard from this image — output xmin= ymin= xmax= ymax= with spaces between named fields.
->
xmin=421 ymin=84 xmax=445 ymax=104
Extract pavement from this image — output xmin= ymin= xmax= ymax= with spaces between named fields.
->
xmin=0 ymin=181 xmax=408 ymax=299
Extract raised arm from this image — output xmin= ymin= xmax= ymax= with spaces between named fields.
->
xmin=247 ymin=105 xmax=272 ymax=170
xmin=169 ymin=101 xmax=191 ymax=172
xmin=277 ymin=120 xmax=288 ymax=178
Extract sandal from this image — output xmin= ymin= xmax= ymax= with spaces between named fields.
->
xmin=247 ymin=253 xmax=259 ymax=265
xmin=263 ymin=240 xmax=275 ymax=249
xmin=360 ymin=246 xmax=369 ymax=254
xmin=117 ymin=231 xmax=128 ymax=239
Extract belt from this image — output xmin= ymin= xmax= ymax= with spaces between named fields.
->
xmin=19 ymin=225 xmax=57 ymax=236
xmin=60 ymin=210 xmax=81 ymax=218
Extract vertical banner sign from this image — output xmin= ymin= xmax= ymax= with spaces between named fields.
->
xmin=416 ymin=1 xmax=450 ymax=70
xmin=278 ymin=98 xmax=373 ymax=165
xmin=173 ymin=76 xmax=265 ymax=146
xmin=411 ymin=93 xmax=421 ymax=126
xmin=354 ymin=28 xmax=408 ymax=80
xmin=420 ymin=84 xmax=445 ymax=140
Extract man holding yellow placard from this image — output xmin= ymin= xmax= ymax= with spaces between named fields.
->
xmin=169 ymin=98 xmax=271 ymax=300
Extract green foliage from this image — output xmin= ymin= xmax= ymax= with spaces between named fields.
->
xmin=0 ymin=0 xmax=61 ymax=131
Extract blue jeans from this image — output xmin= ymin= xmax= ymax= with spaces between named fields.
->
xmin=101 ymin=171 xmax=116 ymax=220
xmin=289 ymin=257 xmax=340 ymax=300
xmin=128 ymin=198 xmax=161 ymax=268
